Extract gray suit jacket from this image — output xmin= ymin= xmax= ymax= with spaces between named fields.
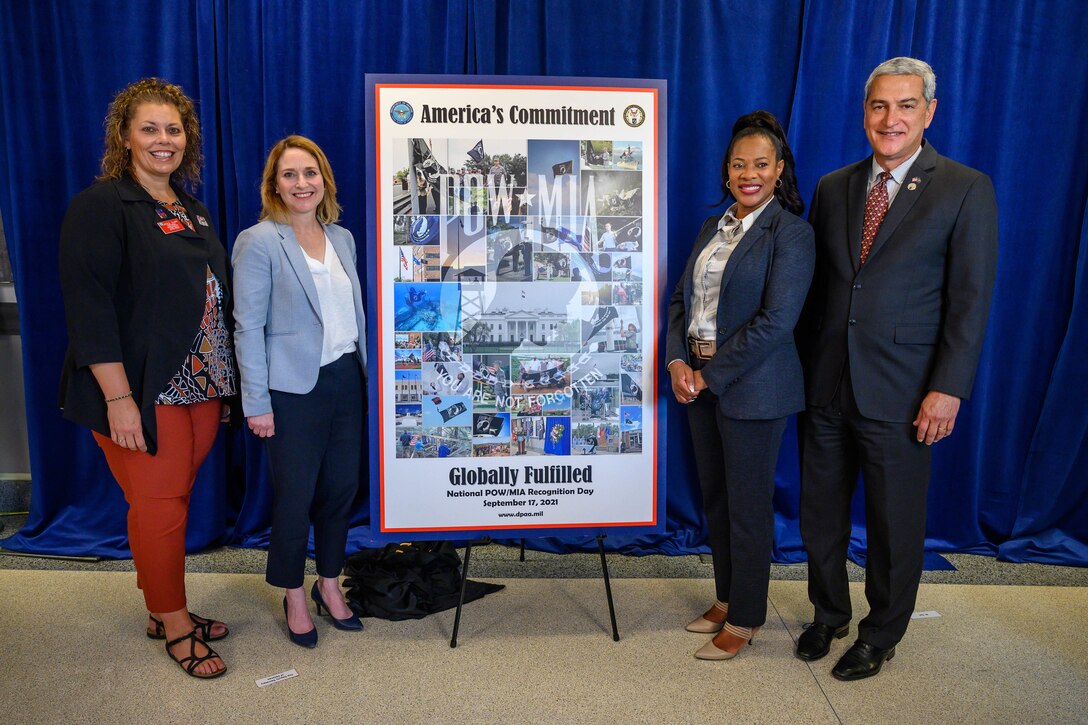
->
xmin=799 ymin=141 xmax=998 ymax=422
xmin=232 ymin=220 xmax=367 ymax=417
xmin=666 ymin=199 xmax=815 ymax=419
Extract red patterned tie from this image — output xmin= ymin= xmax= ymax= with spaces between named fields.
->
xmin=859 ymin=171 xmax=892 ymax=266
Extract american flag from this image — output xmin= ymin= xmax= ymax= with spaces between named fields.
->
xmin=422 ymin=346 xmax=436 ymax=362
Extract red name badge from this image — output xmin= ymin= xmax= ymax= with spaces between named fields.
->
xmin=158 ymin=219 xmax=185 ymax=234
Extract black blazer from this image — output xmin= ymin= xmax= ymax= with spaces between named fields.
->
xmin=799 ymin=142 xmax=998 ymax=423
xmin=58 ymin=176 xmax=233 ymax=454
xmin=666 ymin=199 xmax=815 ymax=419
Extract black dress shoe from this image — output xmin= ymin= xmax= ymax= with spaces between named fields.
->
xmin=795 ymin=622 xmax=849 ymax=661
xmin=831 ymin=641 xmax=895 ymax=681
xmin=282 ymin=597 xmax=318 ymax=648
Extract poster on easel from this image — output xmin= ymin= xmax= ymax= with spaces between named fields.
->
xmin=366 ymin=74 xmax=667 ymax=539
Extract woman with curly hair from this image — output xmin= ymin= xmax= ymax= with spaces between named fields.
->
xmin=58 ymin=78 xmax=236 ymax=678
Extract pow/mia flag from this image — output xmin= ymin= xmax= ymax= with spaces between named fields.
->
xmin=467 ymin=140 xmax=485 ymax=162
xmin=582 ymin=305 xmax=619 ymax=347
xmin=552 ymin=160 xmax=573 ymax=177
xmin=617 ymin=220 xmax=642 ymax=251
xmin=541 ymin=225 xmax=581 ymax=253
xmin=578 ymin=253 xmax=611 ymax=281
xmin=438 ymin=401 xmax=468 ymax=423
xmin=473 ymin=413 xmax=505 ymax=437
xmin=411 ymin=138 xmax=447 ymax=183
xmin=409 ymin=215 xmax=439 ymax=244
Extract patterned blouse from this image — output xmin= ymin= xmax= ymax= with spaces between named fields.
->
xmin=157 ymin=266 xmax=238 ymax=405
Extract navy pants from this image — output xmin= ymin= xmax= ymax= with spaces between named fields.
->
xmin=265 ymin=353 xmax=363 ymax=589
xmin=686 ymin=387 xmax=788 ymax=628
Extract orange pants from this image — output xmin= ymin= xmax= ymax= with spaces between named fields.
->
xmin=93 ymin=400 xmax=221 ymax=613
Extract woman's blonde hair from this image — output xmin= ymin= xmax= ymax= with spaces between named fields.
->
xmin=259 ymin=135 xmax=342 ymax=224
xmin=97 ymin=77 xmax=203 ymax=190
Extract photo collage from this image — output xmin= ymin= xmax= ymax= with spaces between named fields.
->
xmin=391 ymin=137 xmax=647 ymax=458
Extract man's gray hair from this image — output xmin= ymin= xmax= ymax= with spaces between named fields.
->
xmin=864 ymin=57 xmax=936 ymax=103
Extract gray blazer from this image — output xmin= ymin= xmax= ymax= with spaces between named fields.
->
xmin=665 ymin=199 xmax=815 ymax=419
xmin=232 ymin=220 xmax=368 ymax=417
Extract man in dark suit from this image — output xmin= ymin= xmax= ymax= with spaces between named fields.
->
xmin=796 ymin=57 xmax=998 ymax=680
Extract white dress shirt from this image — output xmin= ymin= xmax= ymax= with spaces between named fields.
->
xmin=868 ymin=143 xmax=924 ymax=207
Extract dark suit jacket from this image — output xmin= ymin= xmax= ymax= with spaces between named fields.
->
xmin=799 ymin=141 xmax=998 ymax=422
xmin=666 ymin=199 xmax=815 ymax=420
xmin=58 ymin=176 xmax=233 ymax=454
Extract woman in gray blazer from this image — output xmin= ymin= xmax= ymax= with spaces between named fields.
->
xmin=232 ymin=136 xmax=367 ymax=647
xmin=665 ymin=112 xmax=814 ymax=660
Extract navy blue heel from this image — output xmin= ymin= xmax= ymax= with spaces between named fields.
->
xmin=282 ymin=596 xmax=318 ymax=648
xmin=311 ymin=581 xmax=363 ymax=631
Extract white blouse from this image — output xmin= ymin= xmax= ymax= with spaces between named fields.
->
xmin=686 ymin=197 xmax=774 ymax=341
xmin=303 ymin=235 xmax=359 ymax=366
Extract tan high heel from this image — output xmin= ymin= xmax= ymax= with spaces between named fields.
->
xmin=685 ymin=601 xmax=728 ymax=633
xmin=694 ymin=624 xmax=759 ymax=660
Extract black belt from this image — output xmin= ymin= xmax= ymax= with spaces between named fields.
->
xmin=688 ymin=336 xmax=716 ymax=360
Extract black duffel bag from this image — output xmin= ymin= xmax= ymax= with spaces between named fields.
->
xmin=342 ymin=541 xmax=504 ymax=620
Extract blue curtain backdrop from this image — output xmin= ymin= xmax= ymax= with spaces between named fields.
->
xmin=1 ymin=0 xmax=1085 ymax=566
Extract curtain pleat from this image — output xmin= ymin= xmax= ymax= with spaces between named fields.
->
xmin=1 ymin=0 xmax=1084 ymax=565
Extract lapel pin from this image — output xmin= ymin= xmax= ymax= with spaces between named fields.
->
xmin=907 ymin=176 xmax=921 ymax=191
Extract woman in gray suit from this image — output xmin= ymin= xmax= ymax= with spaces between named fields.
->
xmin=665 ymin=112 xmax=814 ymax=660
xmin=232 ymin=135 xmax=367 ymax=647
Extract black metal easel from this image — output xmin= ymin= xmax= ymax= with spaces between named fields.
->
xmin=449 ymin=534 xmax=620 ymax=647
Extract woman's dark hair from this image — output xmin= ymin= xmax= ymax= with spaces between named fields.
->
xmin=716 ymin=110 xmax=804 ymax=216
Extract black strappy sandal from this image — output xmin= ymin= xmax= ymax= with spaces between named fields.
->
xmin=165 ymin=630 xmax=227 ymax=679
xmin=147 ymin=613 xmax=229 ymax=641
